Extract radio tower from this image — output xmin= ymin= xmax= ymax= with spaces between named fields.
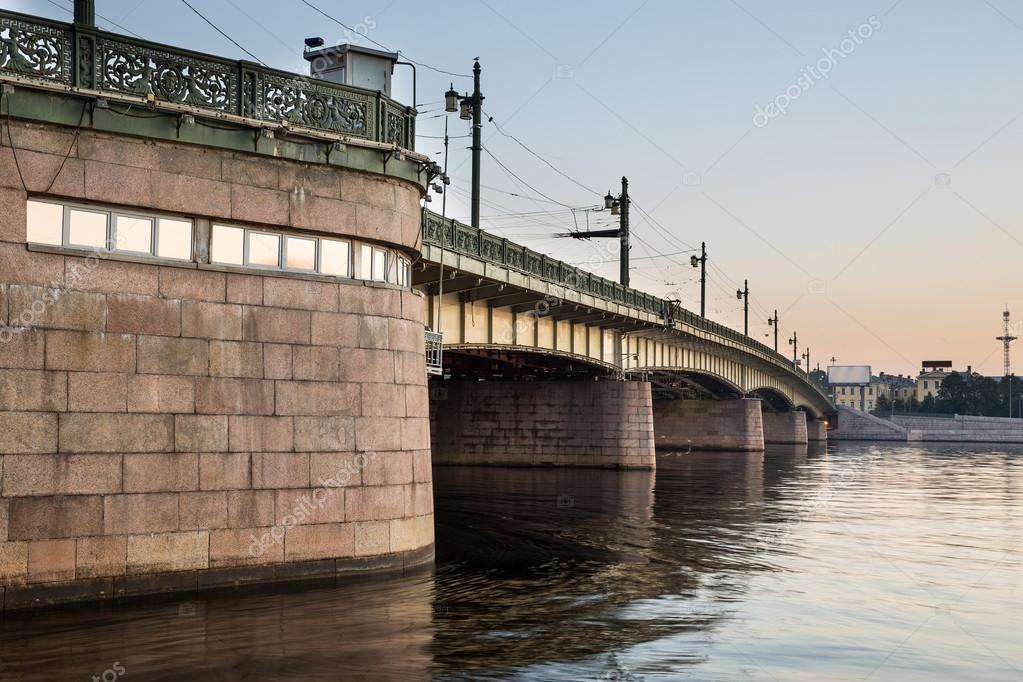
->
xmin=996 ymin=308 xmax=1018 ymax=376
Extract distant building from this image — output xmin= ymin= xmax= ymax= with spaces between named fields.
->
xmin=878 ymin=373 xmax=916 ymax=406
xmin=835 ymin=376 xmax=886 ymax=411
xmin=834 ymin=373 xmax=913 ymax=411
xmin=915 ymin=360 xmax=952 ymax=402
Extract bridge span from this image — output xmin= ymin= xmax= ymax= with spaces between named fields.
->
xmin=416 ymin=212 xmax=833 ymax=468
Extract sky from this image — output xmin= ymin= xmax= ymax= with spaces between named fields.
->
xmin=9 ymin=0 xmax=1023 ymax=377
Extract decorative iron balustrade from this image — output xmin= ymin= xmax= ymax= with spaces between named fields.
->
xmin=423 ymin=210 xmax=822 ymax=390
xmin=425 ymin=210 xmax=668 ymax=318
xmin=0 ymin=8 xmax=414 ymax=149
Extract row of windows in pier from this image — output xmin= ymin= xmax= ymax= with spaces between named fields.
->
xmin=25 ymin=199 xmax=411 ymax=287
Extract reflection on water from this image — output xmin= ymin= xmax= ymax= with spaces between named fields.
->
xmin=2 ymin=443 xmax=1022 ymax=681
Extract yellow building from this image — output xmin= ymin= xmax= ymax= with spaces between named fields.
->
xmin=915 ymin=361 xmax=953 ymax=402
xmin=834 ymin=373 xmax=915 ymax=412
xmin=916 ymin=370 xmax=950 ymax=402
xmin=834 ymin=378 xmax=890 ymax=411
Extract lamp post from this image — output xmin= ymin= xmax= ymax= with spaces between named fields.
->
xmin=444 ymin=60 xmax=483 ymax=228
xmin=802 ymin=348 xmax=810 ymax=376
xmin=788 ymin=331 xmax=798 ymax=369
xmin=767 ymin=310 xmax=779 ymax=352
xmin=562 ymin=177 xmax=630 ymax=287
xmin=74 ymin=0 xmax=95 ymax=25
xmin=606 ymin=177 xmax=631 ymax=287
xmin=736 ymin=279 xmax=749 ymax=336
xmin=690 ymin=242 xmax=707 ymax=317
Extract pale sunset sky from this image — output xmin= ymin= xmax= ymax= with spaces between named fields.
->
xmin=9 ymin=0 xmax=1023 ymax=376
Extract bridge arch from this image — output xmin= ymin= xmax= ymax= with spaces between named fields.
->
xmin=634 ymin=368 xmax=745 ymax=399
xmin=796 ymin=403 xmax=824 ymax=420
xmin=439 ymin=344 xmax=619 ymax=379
xmin=748 ymin=386 xmax=796 ymax=412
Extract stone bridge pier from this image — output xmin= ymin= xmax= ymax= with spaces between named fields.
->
xmin=806 ymin=418 xmax=828 ymax=442
xmin=762 ymin=411 xmax=809 ymax=445
xmin=430 ymin=380 xmax=655 ymax=469
xmin=652 ymin=399 xmax=765 ymax=452
xmin=652 ymin=398 xmax=827 ymax=451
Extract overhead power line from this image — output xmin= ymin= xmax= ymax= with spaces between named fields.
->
xmin=296 ymin=0 xmax=471 ymax=78
xmin=44 ymin=0 xmax=142 ymax=37
xmin=179 ymin=0 xmax=268 ymax=66
xmin=482 ymin=108 xmax=603 ymax=198
xmin=481 ymin=145 xmax=582 ymax=209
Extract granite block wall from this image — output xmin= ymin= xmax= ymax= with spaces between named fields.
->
xmin=653 ymin=398 xmax=765 ymax=452
xmin=0 ymin=120 xmax=433 ymax=608
xmin=430 ymin=380 xmax=655 ymax=469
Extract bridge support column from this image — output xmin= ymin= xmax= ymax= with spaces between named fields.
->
xmin=806 ymin=418 xmax=828 ymax=442
xmin=652 ymin=399 xmax=765 ymax=452
xmin=430 ymin=381 xmax=655 ymax=469
xmin=762 ymin=411 xmax=809 ymax=445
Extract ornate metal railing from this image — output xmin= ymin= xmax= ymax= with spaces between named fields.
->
xmin=0 ymin=8 xmax=414 ymax=149
xmin=424 ymin=211 xmax=664 ymax=316
xmin=423 ymin=210 xmax=820 ymax=388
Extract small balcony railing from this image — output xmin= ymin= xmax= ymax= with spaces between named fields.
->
xmin=425 ymin=331 xmax=443 ymax=376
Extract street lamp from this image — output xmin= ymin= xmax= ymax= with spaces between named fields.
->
xmin=802 ymin=348 xmax=810 ymax=376
xmin=444 ymin=85 xmax=459 ymax=113
xmin=788 ymin=331 xmax=798 ymax=369
xmin=767 ymin=310 xmax=779 ymax=352
xmin=562 ymin=178 xmax=631 ymax=287
xmin=736 ymin=279 xmax=749 ymax=336
xmin=690 ymin=242 xmax=707 ymax=318
xmin=442 ymin=60 xmax=484 ymax=228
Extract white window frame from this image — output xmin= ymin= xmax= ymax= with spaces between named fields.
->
xmin=111 ymin=211 xmax=155 ymax=256
xmin=211 ymin=224 xmax=246 ymax=266
xmin=359 ymin=243 xmax=373 ymax=280
xmin=318 ymin=238 xmax=352 ymax=279
xmin=372 ymin=247 xmax=387 ymax=282
xmin=155 ymin=217 xmax=195 ymax=261
xmin=26 ymin=198 xmax=65 ymax=246
xmin=244 ymin=230 xmax=283 ymax=270
xmin=28 ymin=199 xmax=196 ymax=260
xmin=283 ymin=235 xmax=318 ymax=273
xmin=65 ymin=205 xmax=110 ymax=250
xmin=29 ymin=200 xmax=412 ymax=289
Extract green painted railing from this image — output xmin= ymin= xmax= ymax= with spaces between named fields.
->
xmin=424 ymin=211 xmax=820 ymax=388
xmin=0 ymin=8 xmax=415 ymax=149
xmin=424 ymin=211 xmax=663 ymax=316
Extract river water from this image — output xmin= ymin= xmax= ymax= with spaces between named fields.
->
xmin=1 ymin=443 xmax=1021 ymax=681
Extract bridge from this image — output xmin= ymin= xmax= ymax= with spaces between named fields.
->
xmin=0 ymin=2 xmax=830 ymax=609
xmin=416 ymin=212 xmax=833 ymax=467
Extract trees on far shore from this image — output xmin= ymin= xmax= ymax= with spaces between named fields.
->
xmin=871 ymin=374 xmax=1023 ymax=417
